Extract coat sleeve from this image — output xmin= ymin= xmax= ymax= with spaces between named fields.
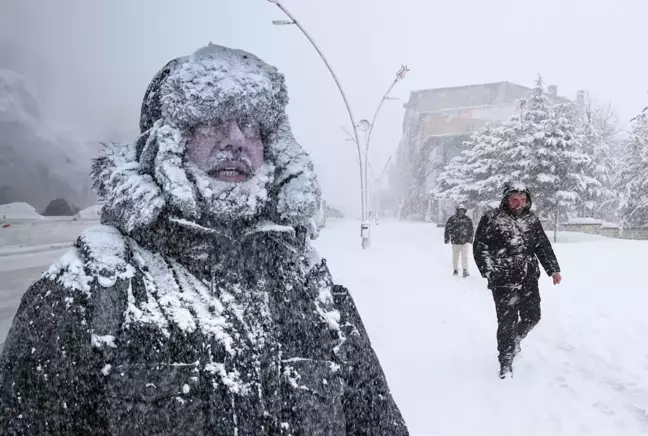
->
xmin=0 ymin=277 xmax=105 ymax=436
xmin=331 ymin=285 xmax=409 ymax=436
xmin=444 ymin=217 xmax=453 ymax=243
xmin=533 ymin=217 xmax=561 ymax=276
xmin=468 ymin=217 xmax=475 ymax=244
xmin=472 ymin=213 xmax=494 ymax=278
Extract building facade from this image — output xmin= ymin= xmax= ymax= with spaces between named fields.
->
xmin=393 ymin=81 xmax=583 ymax=223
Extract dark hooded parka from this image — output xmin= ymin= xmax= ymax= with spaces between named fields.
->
xmin=473 ymin=183 xmax=560 ymax=288
xmin=0 ymin=44 xmax=409 ymax=436
xmin=444 ymin=205 xmax=474 ymax=245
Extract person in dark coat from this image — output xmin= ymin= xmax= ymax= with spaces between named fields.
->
xmin=473 ymin=182 xmax=562 ymax=379
xmin=0 ymin=44 xmax=409 ymax=435
xmin=444 ymin=204 xmax=474 ymax=277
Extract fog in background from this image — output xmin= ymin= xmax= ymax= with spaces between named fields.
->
xmin=1 ymin=0 xmax=646 ymax=216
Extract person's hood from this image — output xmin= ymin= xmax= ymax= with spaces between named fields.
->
xmin=456 ymin=204 xmax=467 ymax=213
xmin=500 ymin=181 xmax=533 ymax=214
xmin=91 ymin=43 xmax=320 ymax=240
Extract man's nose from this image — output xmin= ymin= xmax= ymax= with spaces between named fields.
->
xmin=222 ymin=123 xmax=245 ymax=152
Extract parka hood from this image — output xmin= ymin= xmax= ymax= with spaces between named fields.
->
xmin=500 ymin=181 xmax=533 ymax=214
xmin=91 ymin=43 xmax=321 ymax=240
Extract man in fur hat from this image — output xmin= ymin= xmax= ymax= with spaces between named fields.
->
xmin=0 ymin=44 xmax=409 ymax=435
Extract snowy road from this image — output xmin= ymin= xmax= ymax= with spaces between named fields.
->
xmin=1 ymin=218 xmax=648 ymax=434
xmin=0 ymin=220 xmax=90 ymax=347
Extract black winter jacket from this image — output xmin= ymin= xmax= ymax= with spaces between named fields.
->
xmin=0 ymin=222 xmax=409 ymax=435
xmin=473 ymin=204 xmax=560 ymax=289
xmin=444 ymin=215 xmax=474 ymax=245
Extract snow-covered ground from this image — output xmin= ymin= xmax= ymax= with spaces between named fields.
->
xmin=0 ymin=202 xmax=44 ymax=221
xmin=314 ymin=220 xmax=648 ymax=435
xmin=1 ymin=218 xmax=648 ymax=434
xmin=75 ymin=204 xmax=102 ymax=220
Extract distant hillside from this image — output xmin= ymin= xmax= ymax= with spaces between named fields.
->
xmin=0 ymin=68 xmax=96 ymax=210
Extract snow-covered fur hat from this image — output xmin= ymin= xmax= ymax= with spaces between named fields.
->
xmin=92 ymin=43 xmax=321 ymax=237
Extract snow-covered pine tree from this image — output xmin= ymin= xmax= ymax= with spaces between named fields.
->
xmin=434 ymin=128 xmax=484 ymax=205
xmin=514 ymin=77 xmax=555 ymax=216
xmin=433 ymin=146 xmax=472 ymax=205
xmin=435 ymin=99 xmax=537 ymax=209
xmin=477 ymin=103 xmax=535 ymax=199
xmin=533 ymin=101 xmax=599 ymax=240
xmin=588 ymin=98 xmax=623 ymax=221
xmin=525 ymin=76 xmax=553 ymax=125
xmin=618 ymin=105 xmax=648 ymax=228
xmin=460 ymin=123 xmax=506 ymax=205
xmin=577 ymin=101 xmax=617 ymax=218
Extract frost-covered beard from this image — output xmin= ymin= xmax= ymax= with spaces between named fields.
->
xmin=206 ymin=149 xmax=254 ymax=182
xmin=186 ymin=159 xmax=275 ymax=226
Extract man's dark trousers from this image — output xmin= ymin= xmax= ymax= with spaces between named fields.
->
xmin=491 ymin=280 xmax=541 ymax=362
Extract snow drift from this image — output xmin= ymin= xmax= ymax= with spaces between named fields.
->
xmin=0 ymin=202 xmax=43 ymax=221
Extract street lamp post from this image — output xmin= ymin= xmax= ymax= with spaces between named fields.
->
xmin=362 ymin=65 xmax=409 ymax=239
xmin=268 ymin=0 xmax=371 ymax=248
xmin=269 ymin=0 xmax=409 ymax=249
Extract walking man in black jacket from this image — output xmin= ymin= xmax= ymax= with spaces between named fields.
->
xmin=473 ymin=182 xmax=562 ymax=379
xmin=444 ymin=204 xmax=474 ymax=277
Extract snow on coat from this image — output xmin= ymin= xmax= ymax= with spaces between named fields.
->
xmin=473 ymin=184 xmax=560 ymax=288
xmin=0 ymin=44 xmax=409 ymax=435
xmin=444 ymin=214 xmax=474 ymax=245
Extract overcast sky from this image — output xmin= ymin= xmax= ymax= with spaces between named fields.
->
xmin=1 ymin=0 xmax=646 ymax=216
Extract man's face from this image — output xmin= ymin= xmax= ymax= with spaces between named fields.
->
xmin=186 ymin=120 xmax=264 ymax=183
xmin=457 ymin=209 xmax=466 ymax=216
xmin=507 ymin=192 xmax=528 ymax=214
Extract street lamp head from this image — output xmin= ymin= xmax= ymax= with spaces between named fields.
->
xmin=396 ymin=65 xmax=410 ymax=80
xmin=358 ymin=119 xmax=371 ymax=132
xmin=272 ymin=19 xmax=295 ymax=25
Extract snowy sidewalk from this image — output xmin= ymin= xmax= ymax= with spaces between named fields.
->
xmin=1 ymin=218 xmax=647 ymax=434
xmin=314 ymin=219 xmax=648 ymax=435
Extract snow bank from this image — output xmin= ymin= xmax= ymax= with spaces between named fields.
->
xmin=75 ymin=205 xmax=102 ymax=220
xmin=565 ymin=217 xmax=601 ymax=225
xmin=0 ymin=202 xmax=44 ymax=221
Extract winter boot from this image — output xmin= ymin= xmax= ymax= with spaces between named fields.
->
xmin=463 ymin=269 xmax=470 ymax=278
xmin=499 ymin=355 xmax=513 ymax=379
xmin=453 ymin=270 xmax=459 ymax=276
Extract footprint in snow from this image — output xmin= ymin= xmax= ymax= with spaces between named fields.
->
xmin=592 ymin=401 xmax=615 ymax=417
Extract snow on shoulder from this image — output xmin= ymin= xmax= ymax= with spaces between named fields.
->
xmin=44 ymin=225 xmax=134 ymax=294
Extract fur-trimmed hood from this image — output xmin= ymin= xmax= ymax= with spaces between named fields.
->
xmin=91 ymin=43 xmax=320 ymax=240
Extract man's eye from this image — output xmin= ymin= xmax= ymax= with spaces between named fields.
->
xmin=243 ymin=125 xmax=261 ymax=138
